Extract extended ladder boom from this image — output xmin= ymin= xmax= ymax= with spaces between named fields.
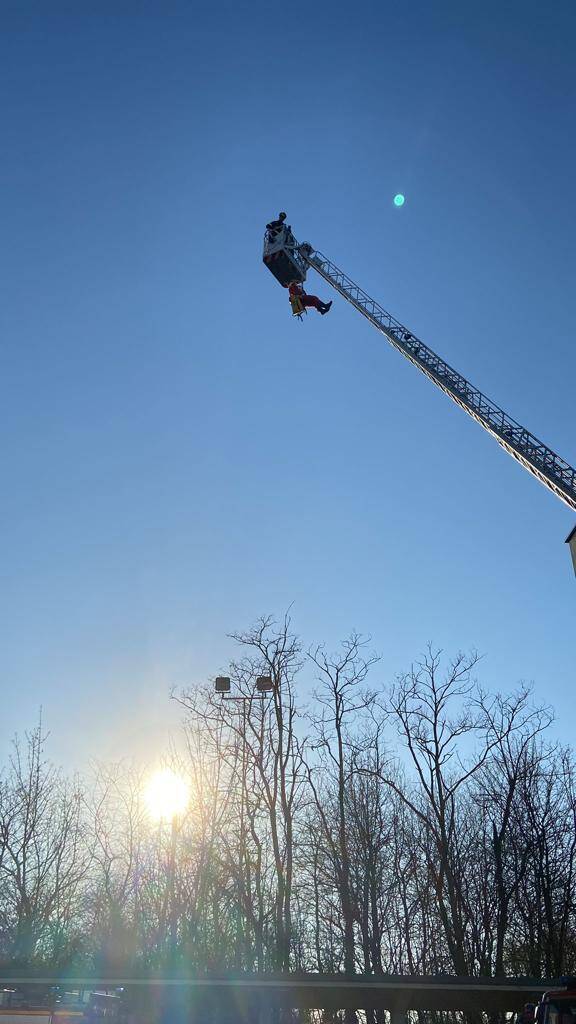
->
xmin=300 ymin=244 xmax=576 ymax=515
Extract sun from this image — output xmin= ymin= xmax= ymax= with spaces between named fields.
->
xmin=144 ymin=768 xmax=189 ymax=822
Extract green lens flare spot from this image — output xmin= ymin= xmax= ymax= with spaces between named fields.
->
xmin=394 ymin=194 xmax=405 ymax=207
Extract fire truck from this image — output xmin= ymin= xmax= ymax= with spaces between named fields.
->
xmin=536 ymin=979 xmax=576 ymax=1024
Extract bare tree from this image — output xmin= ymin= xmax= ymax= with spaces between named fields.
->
xmin=176 ymin=614 xmax=306 ymax=971
xmin=470 ymin=694 xmax=553 ymax=975
xmin=2 ymin=628 xmax=575 ymax=994
xmin=0 ymin=720 xmax=90 ymax=963
xmin=305 ymin=633 xmax=379 ymax=1024
xmin=381 ymin=648 xmax=536 ymax=976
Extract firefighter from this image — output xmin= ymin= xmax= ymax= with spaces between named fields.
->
xmin=266 ymin=212 xmax=288 ymax=240
xmin=288 ymin=281 xmax=332 ymax=315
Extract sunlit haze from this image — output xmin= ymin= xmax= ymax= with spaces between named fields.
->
xmin=144 ymin=768 xmax=189 ymax=822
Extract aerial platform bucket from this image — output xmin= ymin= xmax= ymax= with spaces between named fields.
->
xmin=263 ymin=228 xmax=309 ymax=287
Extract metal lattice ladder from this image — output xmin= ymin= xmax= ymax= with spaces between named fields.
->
xmin=298 ymin=243 xmax=576 ymax=518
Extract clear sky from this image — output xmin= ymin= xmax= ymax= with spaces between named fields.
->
xmin=2 ymin=0 xmax=575 ymax=768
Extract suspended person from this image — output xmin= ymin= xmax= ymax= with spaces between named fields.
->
xmin=288 ymin=280 xmax=332 ymax=315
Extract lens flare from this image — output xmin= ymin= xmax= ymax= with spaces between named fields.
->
xmin=394 ymin=194 xmax=405 ymax=207
xmin=144 ymin=768 xmax=189 ymax=821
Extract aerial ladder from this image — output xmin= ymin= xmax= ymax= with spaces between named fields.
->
xmin=262 ymin=226 xmax=576 ymax=574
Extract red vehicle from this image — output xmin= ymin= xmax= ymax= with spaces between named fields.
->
xmin=536 ymin=980 xmax=576 ymax=1024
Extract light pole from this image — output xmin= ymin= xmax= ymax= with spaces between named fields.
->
xmin=214 ymin=675 xmax=275 ymax=972
xmin=214 ymin=675 xmax=275 ymax=786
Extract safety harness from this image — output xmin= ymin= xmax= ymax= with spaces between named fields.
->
xmin=289 ymin=294 xmax=307 ymax=320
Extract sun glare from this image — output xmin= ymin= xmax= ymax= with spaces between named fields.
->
xmin=144 ymin=768 xmax=189 ymax=822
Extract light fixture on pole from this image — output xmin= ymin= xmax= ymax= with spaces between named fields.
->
xmin=213 ymin=676 xmax=274 ymax=701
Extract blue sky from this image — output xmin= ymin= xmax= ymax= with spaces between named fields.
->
xmin=2 ymin=0 xmax=575 ymax=767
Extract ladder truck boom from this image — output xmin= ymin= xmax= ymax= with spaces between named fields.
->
xmin=298 ymin=243 xmax=576 ymax=517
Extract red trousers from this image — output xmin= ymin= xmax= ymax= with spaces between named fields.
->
xmin=300 ymin=294 xmax=324 ymax=310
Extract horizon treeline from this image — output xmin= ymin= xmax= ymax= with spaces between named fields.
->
xmin=1 ymin=616 xmax=575 ymax=981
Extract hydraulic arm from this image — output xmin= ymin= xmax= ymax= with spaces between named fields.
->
xmin=299 ymin=244 xmax=576 ymax=515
